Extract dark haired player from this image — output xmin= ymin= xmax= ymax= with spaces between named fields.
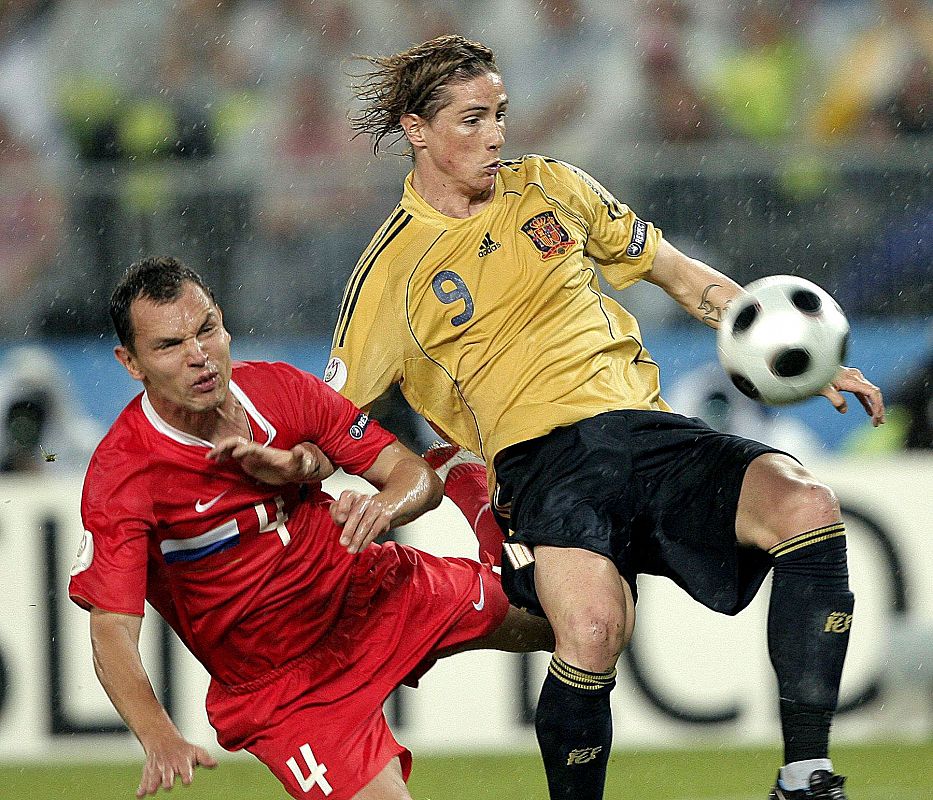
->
xmin=69 ymin=256 xmax=552 ymax=800
xmin=327 ymin=35 xmax=886 ymax=800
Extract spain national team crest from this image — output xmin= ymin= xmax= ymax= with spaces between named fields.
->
xmin=521 ymin=211 xmax=576 ymax=260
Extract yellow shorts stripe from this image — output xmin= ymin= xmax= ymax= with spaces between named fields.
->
xmin=503 ymin=541 xmax=534 ymax=569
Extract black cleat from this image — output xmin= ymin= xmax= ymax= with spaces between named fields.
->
xmin=769 ymin=770 xmax=848 ymax=800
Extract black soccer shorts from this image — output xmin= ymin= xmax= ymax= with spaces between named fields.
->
xmin=493 ymin=409 xmax=789 ymax=618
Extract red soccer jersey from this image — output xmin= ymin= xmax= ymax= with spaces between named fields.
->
xmin=69 ymin=360 xmax=396 ymax=686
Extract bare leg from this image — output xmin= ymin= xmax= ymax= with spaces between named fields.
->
xmin=437 ymin=604 xmax=555 ymax=657
xmin=351 ymin=757 xmax=412 ymax=800
xmin=534 ymin=546 xmax=634 ymax=671
xmin=532 ymin=546 xmax=635 ymax=800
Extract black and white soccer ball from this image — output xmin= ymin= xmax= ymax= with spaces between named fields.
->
xmin=717 ymin=275 xmax=850 ymax=406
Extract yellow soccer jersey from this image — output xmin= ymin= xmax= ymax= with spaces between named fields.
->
xmin=326 ymin=155 xmax=672 ymax=467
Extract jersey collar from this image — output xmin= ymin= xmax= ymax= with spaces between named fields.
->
xmin=141 ymin=379 xmax=277 ymax=447
xmin=401 ymin=171 xmax=503 ymax=227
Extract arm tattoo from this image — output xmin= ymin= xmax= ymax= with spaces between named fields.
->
xmin=698 ymin=283 xmax=725 ymax=324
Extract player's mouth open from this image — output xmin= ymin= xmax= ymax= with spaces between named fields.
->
xmin=193 ymin=371 xmax=219 ymax=392
xmin=483 ymin=161 xmax=501 ymax=175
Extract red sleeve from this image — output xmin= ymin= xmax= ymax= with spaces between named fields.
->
xmin=273 ymin=362 xmax=397 ymax=475
xmin=68 ymin=444 xmax=151 ymax=616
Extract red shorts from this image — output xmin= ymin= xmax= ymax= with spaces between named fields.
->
xmin=204 ymin=541 xmax=509 ymax=800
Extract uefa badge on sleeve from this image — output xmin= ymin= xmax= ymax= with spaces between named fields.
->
xmin=349 ymin=412 xmax=369 ymax=440
xmin=626 ymin=219 xmax=648 ymax=257
xmin=323 ymin=357 xmax=347 ymax=392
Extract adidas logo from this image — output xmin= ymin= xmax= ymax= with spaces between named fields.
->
xmin=478 ymin=232 xmax=501 ymax=257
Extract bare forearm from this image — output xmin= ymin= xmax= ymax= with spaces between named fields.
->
xmin=90 ymin=609 xmax=217 ymax=794
xmin=661 ymin=259 xmax=744 ymax=328
xmin=90 ymin=611 xmax=179 ymax=748
xmin=684 ymin=267 xmax=744 ymax=328
xmin=377 ymin=456 xmax=443 ymax=528
xmin=333 ymin=443 xmax=443 ymax=553
xmin=647 ymin=239 xmax=746 ymax=328
xmin=206 ymin=438 xmax=334 ymax=485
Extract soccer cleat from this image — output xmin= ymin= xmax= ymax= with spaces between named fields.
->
xmin=422 ymin=441 xmax=485 ymax=484
xmin=769 ymin=770 xmax=848 ymax=800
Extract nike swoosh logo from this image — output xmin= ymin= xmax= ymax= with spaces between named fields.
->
xmin=472 ymin=573 xmax=485 ymax=612
xmin=195 ymin=490 xmax=229 ymax=513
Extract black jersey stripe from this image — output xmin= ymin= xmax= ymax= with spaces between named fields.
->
xmin=365 ymin=205 xmax=406 ymax=264
xmin=583 ymin=264 xmax=617 ymax=339
xmin=334 ymin=207 xmax=406 ymax=343
xmin=335 ymin=210 xmax=411 ymax=347
xmin=336 ymin=212 xmax=413 ymax=347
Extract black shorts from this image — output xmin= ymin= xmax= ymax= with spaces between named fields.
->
xmin=494 ymin=409 xmax=788 ymax=618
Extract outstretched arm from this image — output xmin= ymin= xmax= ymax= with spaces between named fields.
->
xmin=645 ymin=238 xmax=885 ymax=425
xmin=89 ymin=609 xmax=217 ymax=796
xmin=644 ymin=238 xmax=744 ymax=328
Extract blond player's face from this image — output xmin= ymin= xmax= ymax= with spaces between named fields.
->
xmin=116 ymin=281 xmax=233 ymax=421
xmin=419 ymin=72 xmax=508 ymax=198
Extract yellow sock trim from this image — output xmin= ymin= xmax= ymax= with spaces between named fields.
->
xmin=549 ymin=656 xmax=617 ymax=691
xmin=769 ymin=523 xmax=846 ymax=559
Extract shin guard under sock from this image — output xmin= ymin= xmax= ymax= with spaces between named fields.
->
xmin=535 ymin=656 xmax=615 ymax=800
xmin=768 ymin=523 xmax=854 ymax=763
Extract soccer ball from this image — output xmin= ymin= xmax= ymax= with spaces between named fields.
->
xmin=717 ymin=275 xmax=850 ymax=406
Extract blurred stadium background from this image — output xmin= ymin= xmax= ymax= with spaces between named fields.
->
xmin=0 ymin=0 xmax=930 ymax=797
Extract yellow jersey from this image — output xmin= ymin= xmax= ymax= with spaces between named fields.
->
xmin=326 ymin=155 xmax=671 ymax=469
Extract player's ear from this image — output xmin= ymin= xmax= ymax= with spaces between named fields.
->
xmin=114 ymin=344 xmax=145 ymax=381
xmin=400 ymin=113 xmax=426 ymax=149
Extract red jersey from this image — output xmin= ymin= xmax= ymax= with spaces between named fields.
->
xmin=69 ymin=360 xmax=396 ymax=686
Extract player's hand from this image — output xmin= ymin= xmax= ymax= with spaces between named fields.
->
xmin=818 ymin=366 xmax=886 ymax=427
xmin=207 ymin=438 xmax=335 ymax=484
xmin=136 ymin=731 xmax=217 ymax=796
xmin=330 ymin=489 xmax=393 ymax=554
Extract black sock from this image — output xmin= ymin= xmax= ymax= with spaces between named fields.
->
xmin=768 ymin=523 xmax=854 ymax=764
xmin=535 ymin=656 xmax=615 ymax=800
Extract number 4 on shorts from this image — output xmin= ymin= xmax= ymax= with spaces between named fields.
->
xmin=286 ymin=743 xmax=333 ymax=796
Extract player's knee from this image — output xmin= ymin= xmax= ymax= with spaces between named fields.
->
xmin=742 ymin=459 xmax=841 ymax=549
xmin=555 ymin=601 xmax=628 ymax=669
xmin=770 ymin=476 xmax=840 ymax=545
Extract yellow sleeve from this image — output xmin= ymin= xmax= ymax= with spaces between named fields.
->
xmin=325 ymin=264 xmax=405 ymax=410
xmin=549 ymin=159 xmax=663 ymax=291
